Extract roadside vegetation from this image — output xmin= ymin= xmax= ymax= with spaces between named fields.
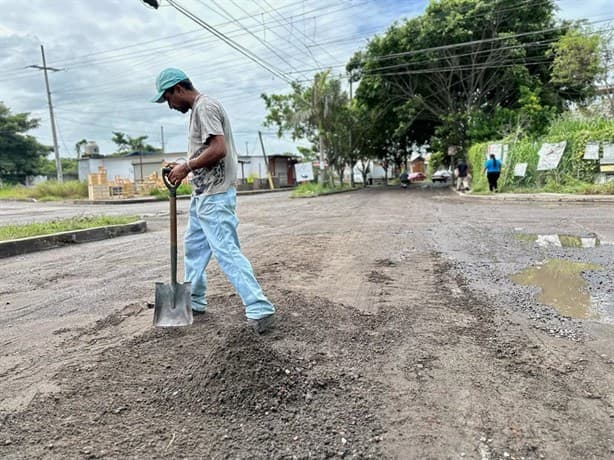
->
xmin=0 ymin=215 xmax=140 ymax=241
xmin=149 ymin=182 xmax=192 ymax=197
xmin=1 ymin=1 xmax=612 ymax=197
xmin=291 ymin=182 xmax=356 ymax=197
xmin=0 ymin=181 xmax=87 ymax=201
xmin=468 ymin=117 xmax=614 ymax=194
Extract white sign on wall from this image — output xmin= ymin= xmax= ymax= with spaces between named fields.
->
xmin=513 ymin=163 xmax=528 ymax=177
xmin=487 ymin=143 xmax=502 ymax=160
xmin=536 ymin=141 xmax=566 ymax=171
xmin=294 ymin=162 xmax=314 ymax=182
xmin=601 ymin=143 xmax=614 ymax=164
xmin=583 ymin=142 xmax=600 ymax=160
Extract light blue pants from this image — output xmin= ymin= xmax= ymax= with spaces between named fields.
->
xmin=183 ymin=187 xmax=275 ymax=320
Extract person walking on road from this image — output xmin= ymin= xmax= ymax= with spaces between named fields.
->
xmin=455 ymin=159 xmax=471 ymax=192
xmin=152 ymin=68 xmax=275 ymax=334
xmin=483 ymin=153 xmax=502 ymax=192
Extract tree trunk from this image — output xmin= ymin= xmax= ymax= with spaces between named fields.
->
xmin=318 ymin=133 xmax=325 ymax=185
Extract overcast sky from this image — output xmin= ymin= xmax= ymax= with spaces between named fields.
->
xmin=0 ymin=0 xmax=611 ymax=159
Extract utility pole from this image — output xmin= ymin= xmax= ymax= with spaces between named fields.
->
xmin=28 ymin=45 xmax=63 ymax=183
xmin=258 ymin=130 xmax=275 ymax=189
xmin=160 ymin=126 xmax=165 ymax=153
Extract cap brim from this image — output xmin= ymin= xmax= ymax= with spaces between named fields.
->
xmin=151 ymin=91 xmax=165 ymax=103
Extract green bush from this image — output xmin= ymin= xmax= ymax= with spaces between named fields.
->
xmin=467 ymin=116 xmax=614 ymax=193
xmin=150 ymin=182 xmax=192 ymax=197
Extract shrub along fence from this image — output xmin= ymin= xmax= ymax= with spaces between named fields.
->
xmin=468 ymin=118 xmax=614 ymax=193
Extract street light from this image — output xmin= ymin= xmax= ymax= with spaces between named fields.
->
xmin=141 ymin=0 xmax=159 ymax=8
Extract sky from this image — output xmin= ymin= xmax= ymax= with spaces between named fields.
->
xmin=0 ymin=0 xmax=612 ymax=159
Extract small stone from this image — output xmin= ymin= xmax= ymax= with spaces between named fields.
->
xmin=341 ymin=437 xmax=347 ymax=445
xmin=504 ymin=452 xmax=510 ymax=458
xmin=4 ymin=440 xmax=12 ymax=445
xmin=285 ymin=369 xmax=291 ymax=375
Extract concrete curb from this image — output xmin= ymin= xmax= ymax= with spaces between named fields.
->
xmin=0 ymin=220 xmax=147 ymax=259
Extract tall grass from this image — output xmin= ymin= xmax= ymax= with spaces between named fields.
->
xmin=0 ymin=181 xmax=87 ymax=201
xmin=467 ymin=116 xmax=614 ymax=194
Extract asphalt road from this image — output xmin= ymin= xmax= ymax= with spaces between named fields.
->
xmin=1 ymin=187 xmax=613 ymax=458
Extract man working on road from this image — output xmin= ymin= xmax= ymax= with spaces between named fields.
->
xmin=152 ymin=68 xmax=275 ymax=334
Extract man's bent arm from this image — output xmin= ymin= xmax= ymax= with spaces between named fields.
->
xmin=169 ymin=135 xmax=226 ymax=184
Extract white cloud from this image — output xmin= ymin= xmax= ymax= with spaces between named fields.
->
xmin=0 ymin=0 xmax=610 ymax=158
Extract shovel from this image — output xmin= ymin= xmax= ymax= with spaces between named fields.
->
xmin=153 ymin=167 xmax=193 ymax=327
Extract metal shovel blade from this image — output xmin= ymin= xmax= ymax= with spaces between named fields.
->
xmin=153 ymin=281 xmax=193 ymax=327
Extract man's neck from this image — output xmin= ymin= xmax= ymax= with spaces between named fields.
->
xmin=188 ymin=91 xmax=202 ymax=109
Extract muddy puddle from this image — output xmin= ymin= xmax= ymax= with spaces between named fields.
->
xmin=511 ymin=259 xmax=602 ymax=320
xmin=515 ymin=233 xmax=600 ymax=248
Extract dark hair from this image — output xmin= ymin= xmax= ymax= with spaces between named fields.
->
xmin=166 ymin=79 xmax=195 ymax=95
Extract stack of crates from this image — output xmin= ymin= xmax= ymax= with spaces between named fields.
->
xmin=88 ymin=166 xmax=110 ymax=200
xmin=111 ymin=176 xmax=136 ymax=198
xmin=137 ymin=171 xmax=164 ymax=195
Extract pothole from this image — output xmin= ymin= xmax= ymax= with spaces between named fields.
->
xmin=511 ymin=259 xmax=603 ymax=320
xmin=514 ymin=233 xmax=600 ymax=248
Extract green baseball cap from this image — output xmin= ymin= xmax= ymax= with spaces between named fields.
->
xmin=151 ymin=68 xmax=189 ymax=103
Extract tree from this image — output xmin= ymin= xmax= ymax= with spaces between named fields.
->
xmin=111 ymin=131 xmax=160 ymax=155
xmin=0 ymin=102 xmax=51 ymax=184
xmin=348 ymin=0 xmax=581 ymax=151
xmin=111 ymin=131 xmax=130 ymax=153
xmin=75 ymin=139 xmax=88 ymax=159
xmin=549 ymin=29 xmax=602 ymax=103
xmin=262 ymin=71 xmax=349 ymax=184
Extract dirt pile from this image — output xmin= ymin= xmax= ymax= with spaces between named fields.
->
xmin=0 ymin=291 xmax=385 ymax=459
xmin=155 ymin=327 xmax=332 ymax=416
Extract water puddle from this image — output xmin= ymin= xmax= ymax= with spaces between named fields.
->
xmin=514 ymin=233 xmax=600 ymax=248
xmin=511 ymin=259 xmax=602 ymax=319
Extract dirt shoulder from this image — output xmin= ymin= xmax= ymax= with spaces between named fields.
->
xmin=1 ymin=189 xmax=613 ymax=459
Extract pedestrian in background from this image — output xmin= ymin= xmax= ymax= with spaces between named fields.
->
xmin=455 ymin=159 xmax=471 ymax=192
xmin=483 ymin=153 xmax=502 ymax=192
xmin=152 ymin=68 xmax=275 ymax=334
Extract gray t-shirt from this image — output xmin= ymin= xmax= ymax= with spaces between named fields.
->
xmin=188 ymin=95 xmax=237 ymax=196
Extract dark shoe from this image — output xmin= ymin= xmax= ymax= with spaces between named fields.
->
xmin=247 ymin=314 xmax=275 ymax=335
xmin=192 ymin=309 xmax=206 ymax=316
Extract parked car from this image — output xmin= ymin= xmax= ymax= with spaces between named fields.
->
xmin=431 ymin=169 xmax=452 ymax=183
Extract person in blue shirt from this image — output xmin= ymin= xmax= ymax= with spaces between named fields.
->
xmin=483 ymin=154 xmax=502 ymax=192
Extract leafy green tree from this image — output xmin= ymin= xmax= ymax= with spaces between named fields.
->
xmin=262 ymin=71 xmax=349 ymax=184
xmin=111 ymin=131 xmax=160 ymax=155
xmin=549 ymin=29 xmax=602 ymax=103
xmin=0 ymin=102 xmax=51 ymax=184
xmin=348 ymin=0 xmax=582 ymax=152
xmin=111 ymin=131 xmax=130 ymax=153
xmin=74 ymin=139 xmax=88 ymax=159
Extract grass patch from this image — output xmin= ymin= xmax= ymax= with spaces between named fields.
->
xmin=150 ymin=182 xmax=192 ymax=198
xmin=291 ymin=182 xmax=356 ymax=197
xmin=0 ymin=181 xmax=88 ymax=201
xmin=0 ymin=215 xmax=140 ymax=241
